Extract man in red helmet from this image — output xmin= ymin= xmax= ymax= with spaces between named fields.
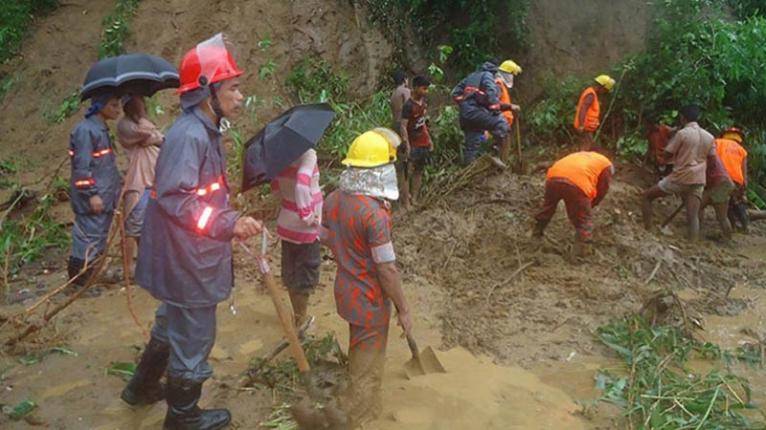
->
xmin=121 ymin=34 xmax=262 ymax=430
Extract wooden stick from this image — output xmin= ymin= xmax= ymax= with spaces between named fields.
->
xmin=117 ymin=210 xmax=147 ymax=339
xmin=241 ymin=240 xmax=310 ymax=373
xmin=643 ymin=260 xmax=662 ymax=285
xmin=5 ymin=193 xmax=125 ymax=346
xmin=662 ymin=202 xmax=685 ymax=228
xmin=486 ymin=261 xmax=535 ymax=305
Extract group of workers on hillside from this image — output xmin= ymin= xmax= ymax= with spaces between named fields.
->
xmin=66 ymin=35 xmax=752 ymax=428
xmin=68 ymin=34 xmax=410 ymax=430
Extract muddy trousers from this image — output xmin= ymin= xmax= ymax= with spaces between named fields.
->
xmin=534 ymin=179 xmax=593 ymax=242
xmin=342 ymin=321 xmax=390 ymax=427
xmin=68 ymin=211 xmax=114 ymax=285
xmin=150 ymin=303 xmax=217 ymax=382
xmin=460 ymin=106 xmax=509 ymax=164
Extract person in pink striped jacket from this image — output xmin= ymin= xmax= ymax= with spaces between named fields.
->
xmin=271 ymin=148 xmax=322 ymax=326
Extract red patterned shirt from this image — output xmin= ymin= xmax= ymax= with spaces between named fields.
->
xmin=321 ymin=190 xmax=395 ymax=327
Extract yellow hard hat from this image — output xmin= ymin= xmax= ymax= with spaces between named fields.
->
xmin=722 ymin=127 xmax=744 ymax=143
xmin=499 ymin=60 xmax=522 ymax=75
xmin=594 ymin=74 xmax=616 ymax=91
xmin=342 ymin=129 xmax=398 ymax=168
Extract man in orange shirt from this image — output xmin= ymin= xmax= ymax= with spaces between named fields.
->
xmin=532 ymin=151 xmax=614 ymax=257
xmin=715 ymin=127 xmax=749 ymax=232
xmin=573 ymin=75 xmax=615 ymax=150
xmin=495 ymin=60 xmax=522 ymax=162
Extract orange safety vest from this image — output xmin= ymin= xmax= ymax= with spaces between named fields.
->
xmin=715 ymin=138 xmax=748 ymax=186
xmin=547 ymin=152 xmax=613 ymax=201
xmin=495 ymin=78 xmax=514 ymax=125
xmin=573 ymin=87 xmax=600 ymax=132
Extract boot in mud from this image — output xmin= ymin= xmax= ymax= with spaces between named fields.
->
xmin=121 ymin=337 xmax=169 ymax=406
xmin=163 ymin=376 xmax=231 ymax=430
xmin=67 ymin=256 xmax=91 ymax=286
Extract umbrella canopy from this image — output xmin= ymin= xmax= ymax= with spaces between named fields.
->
xmin=242 ymin=103 xmax=336 ymax=192
xmin=80 ymin=53 xmax=179 ymax=100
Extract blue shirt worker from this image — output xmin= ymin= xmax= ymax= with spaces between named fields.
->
xmin=120 ymin=34 xmax=262 ymax=430
xmin=451 ymin=61 xmax=512 ymax=164
xmin=67 ymin=92 xmax=123 ymax=286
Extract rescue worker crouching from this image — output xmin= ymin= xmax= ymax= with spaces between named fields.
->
xmin=715 ymin=127 xmax=749 ymax=232
xmin=532 ymin=151 xmax=614 ymax=258
xmin=121 ymin=34 xmax=263 ymax=430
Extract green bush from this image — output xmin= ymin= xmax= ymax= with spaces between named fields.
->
xmin=359 ymin=0 xmax=529 ymax=74
xmin=0 ymin=0 xmax=59 ymax=64
xmin=98 ymin=0 xmax=141 ymax=59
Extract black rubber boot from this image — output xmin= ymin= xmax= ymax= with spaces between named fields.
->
xmin=67 ymin=257 xmax=89 ymax=286
xmin=163 ymin=376 xmax=231 ymax=430
xmin=121 ymin=337 xmax=170 ymax=406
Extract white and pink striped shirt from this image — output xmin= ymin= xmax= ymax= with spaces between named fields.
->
xmin=272 ymin=149 xmax=322 ymax=244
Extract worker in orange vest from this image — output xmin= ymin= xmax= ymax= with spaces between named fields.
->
xmin=532 ymin=151 xmax=614 ymax=257
xmin=573 ymin=75 xmax=615 ymax=150
xmin=715 ymin=127 xmax=749 ymax=232
xmin=495 ymin=60 xmax=522 ymax=162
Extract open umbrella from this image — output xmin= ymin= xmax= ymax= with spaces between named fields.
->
xmin=80 ymin=53 xmax=179 ymax=100
xmin=241 ymin=103 xmax=335 ymax=192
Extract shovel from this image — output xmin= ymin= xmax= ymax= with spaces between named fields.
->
xmin=513 ymin=114 xmax=527 ymax=174
xmin=404 ymin=333 xmax=446 ymax=379
xmin=240 ymin=233 xmax=310 ymax=373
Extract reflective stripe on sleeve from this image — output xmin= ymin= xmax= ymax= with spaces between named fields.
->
xmin=74 ymin=178 xmax=96 ymax=188
xmin=196 ymin=206 xmax=213 ymax=230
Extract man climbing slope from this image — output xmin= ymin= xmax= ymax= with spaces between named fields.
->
xmin=452 ymin=60 xmax=512 ymax=164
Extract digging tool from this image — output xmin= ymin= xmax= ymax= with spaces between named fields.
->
xmin=662 ymin=202 xmax=685 ymax=228
xmin=513 ymin=114 xmax=527 ymax=174
xmin=404 ymin=333 xmax=446 ymax=379
xmin=240 ymin=233 xmax=310 ymax=373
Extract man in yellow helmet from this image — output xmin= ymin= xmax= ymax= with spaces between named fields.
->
xmin=495 ymin=60 xmax=522 ymax=162
xmin=574 ymin=74 xmax=615 ymax=150
xmin=318 ymin=129 xmax=413 ymax=427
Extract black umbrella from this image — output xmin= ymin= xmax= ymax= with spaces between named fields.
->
xmin=242 ymin=103 xmax=336 ymax=192
xmin=80 ymin=53 xmax=179 ymax=100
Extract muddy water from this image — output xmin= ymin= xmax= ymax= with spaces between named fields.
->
xmin=1 ymin=256 xmax=591 ymax=429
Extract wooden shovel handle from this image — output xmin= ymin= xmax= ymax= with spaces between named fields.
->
xmin=259 ymin=258 xmax=311 ymax=373
xmin=406 ymin=334 xmax=420 ymax=359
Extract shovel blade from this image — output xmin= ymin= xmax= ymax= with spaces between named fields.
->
xmin=403 ymin=347 xmax=446 ymax=379
xmin=419 ymin=347 xmax=446 ymax=374
xmin=404 ymin=357 xmax=426 ymax=379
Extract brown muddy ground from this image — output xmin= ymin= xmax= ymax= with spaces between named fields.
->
xmin=2 ymin=164 xmax=766 ymax=429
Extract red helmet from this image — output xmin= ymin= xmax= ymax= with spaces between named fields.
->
xmin=178 ymin=35 xmax=243 ymax=94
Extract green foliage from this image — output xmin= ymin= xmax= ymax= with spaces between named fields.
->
xmin=0 ymin=194 xmax=68 ymax=274
xmin=259 ymin=59 xmax=277 ymax=81
xmin=0 ymin=0 xmax=59 ymax=64
xmin=359 ymin=0 xmax=529 ymax=73
xmin=45 ymin=91 xmax=81 ymax=124
xmin=98 ymin=0 xmax=141 ymax=59
xmin=526 ymin=77 xmax=581 ymax=146
xmin=286 ymin=57 xmax=349 ymax=104
xmin=595 ymin=315 xmax=764 ymax=429
xmin=729 ymin=0 xmax=766 ymax=19
xmin=323 ymin=92 xmax=392 ymax=161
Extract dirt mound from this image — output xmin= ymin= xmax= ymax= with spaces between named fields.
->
xmin=394 ymin=164 xmax=766 ymax=367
